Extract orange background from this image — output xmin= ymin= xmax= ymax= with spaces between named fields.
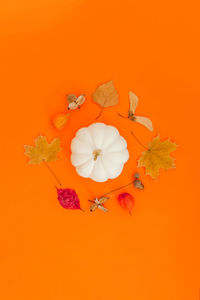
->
xmin=0 ymin=0 xmax=200 ymax=299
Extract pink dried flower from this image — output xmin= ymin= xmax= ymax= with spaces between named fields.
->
xmin=56 ymin=188 xmax=82 ymax=210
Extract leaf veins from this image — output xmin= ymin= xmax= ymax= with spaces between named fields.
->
xmin=24 ymin=135 xmax=61 ymax=165
xmin=138 ymin=135 xmax=177 ymax=179
xmin=92 ymin=80 xmax=119 ymax=119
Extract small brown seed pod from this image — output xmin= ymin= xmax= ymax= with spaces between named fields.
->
xmin=134 ymin=179 xmax=144 ymax=190
xmin=134 ymin=172 xmax=140 ymax=178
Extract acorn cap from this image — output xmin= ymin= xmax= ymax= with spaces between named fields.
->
xmin=134 ymin=172 xmax=140 ymax=178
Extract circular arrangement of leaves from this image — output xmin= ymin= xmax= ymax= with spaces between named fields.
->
xmin=24 ymin=80 xmax=177 ymax=214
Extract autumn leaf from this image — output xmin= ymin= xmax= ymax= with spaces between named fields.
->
xmin=56 ymin=188 xmax=83 ymax=210
xmin=24 ymin=135 xmax=61 ymax=165
xmin=138 ymin=135 xmax=177 ymax=179
xmin=119 ymin=91 xmax=153 ymax=131
xmin=92 ymin=80 xmax=119 ymax=119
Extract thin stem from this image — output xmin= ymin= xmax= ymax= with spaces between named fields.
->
xmin=101 ymin=181 xmax=134 ymax=198
xmin=95 ymin=106 xmax=104 ymax=120
xmin=118 ymin=113 xmax=128 ymax=119
xmin=130 ymin=131 xmax=148 ymax=150
xmin=43 ymin=160 xmax=62 ymax=186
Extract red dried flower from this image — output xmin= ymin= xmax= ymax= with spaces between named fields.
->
xmin=56 ymin=188 xmax=81 ymax=210
xmin=117 ymin=192 xmax=135 ymax=215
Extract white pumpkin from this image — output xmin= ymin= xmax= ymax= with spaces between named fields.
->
xmin=71 ymin=122 xmax=129 ymax=182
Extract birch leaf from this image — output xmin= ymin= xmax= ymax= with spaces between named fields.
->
xmin=24 ymin=135 xmax=61 ymax=165
xmin=92 ymin=80 xmax=118 ymax=118
xmin=138 ymin=135 xmax=177 ymax=179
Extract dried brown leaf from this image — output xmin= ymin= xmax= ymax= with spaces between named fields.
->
xmin=92 ymin=80 xmax=119 ymax=108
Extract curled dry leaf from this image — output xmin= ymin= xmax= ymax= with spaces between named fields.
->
xmin=67 ymin=94 xmax=85 ymax=110
xmin=24 ymin=135 xmax=61 ymax=164
xmin=138 ymin=135 xmax=177 ymax=179
xmin=52 ymin=112 xmax=70 ymax=130
xmin=119 ymin=91 xmax=153 ymax=131
xmin=92 ymin=80 xmax=119 ymax=119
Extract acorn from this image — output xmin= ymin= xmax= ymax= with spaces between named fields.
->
xmin=134 ymin=172 xmax=140 ymax=179
xmin=133 ymin=179 xmax=144 ymax=190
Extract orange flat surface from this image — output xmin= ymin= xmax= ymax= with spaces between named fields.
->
xmin=0 ymin=0 xmax=200 ymax=299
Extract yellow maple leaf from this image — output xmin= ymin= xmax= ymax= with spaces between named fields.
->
xmin=24 ymin=135 xmax=61 ymax=165
xmin=138 ymin=135 xmax=177 ymax=179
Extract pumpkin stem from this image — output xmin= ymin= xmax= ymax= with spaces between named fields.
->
xmin=93 ymin=149 xmax=102 ymax=161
